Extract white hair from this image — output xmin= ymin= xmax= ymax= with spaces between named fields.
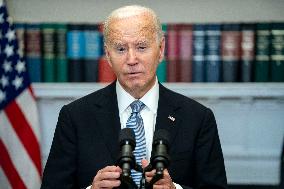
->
xmin=103 ymin=5 xmax=163 ymax=44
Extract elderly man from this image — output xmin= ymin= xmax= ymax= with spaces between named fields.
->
xmin=41 ymin=5 xmax=227 ymax=189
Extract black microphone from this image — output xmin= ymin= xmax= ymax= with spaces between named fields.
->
xmin=150 ymin=129 xmax=170 ymax=175
xmin=117 ymin=128 xmax=136 ymax=177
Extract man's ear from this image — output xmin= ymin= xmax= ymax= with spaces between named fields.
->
xmin=158 ymin=37 xmax=165 ymax=63
xmin=104 ymin=44 xmax=113 ymax=68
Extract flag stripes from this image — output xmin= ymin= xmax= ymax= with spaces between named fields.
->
xmin=0 ymin=110 xmax=41 ymax=189
xmin=0 ymin=139 xmax=27 ymax=189
xmin=4 ymin=100 xmax=42 ymax=176
xmin=16 ymin=88 xmax=40 ymax=142
xmin=0 ymin=166 xmax=12 ymax=189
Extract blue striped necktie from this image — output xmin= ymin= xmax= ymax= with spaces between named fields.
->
xmin=126 ymin=100 xmax=146 ymax=186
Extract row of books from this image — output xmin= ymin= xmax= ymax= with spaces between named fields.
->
xmin=14 ymin=22 xmax=284 ymax=83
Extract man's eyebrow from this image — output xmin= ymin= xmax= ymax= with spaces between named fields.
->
xmin=112 ymin=41 xmax=125 ymax=46
xmin=136 ymin=40 xmax=149 ymax=45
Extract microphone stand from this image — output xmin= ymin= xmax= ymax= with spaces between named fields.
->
xmin=120 ymin=163 xmax=164 ymax=189
xmin=140 ymin=164 xmax=163 ymax=189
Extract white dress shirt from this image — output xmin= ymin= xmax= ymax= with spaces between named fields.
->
xmin=116 ymin=79 xmax=159 ymax=161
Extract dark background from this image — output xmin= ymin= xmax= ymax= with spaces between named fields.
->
xmin=229 ymin=185 xmax=279 ymax=189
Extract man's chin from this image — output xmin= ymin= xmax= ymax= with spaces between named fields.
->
xmin=127 ymin=82 xmax=144 ymax=91
xmin=125 ymin=81 xmax=145 ymax=93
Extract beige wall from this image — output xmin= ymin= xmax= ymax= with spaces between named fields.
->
xmin=7 ymin=0 xmax=284 ymax=23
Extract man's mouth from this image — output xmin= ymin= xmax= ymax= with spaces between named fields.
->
xmin=128 ymin=71 xmax=142 ymax=75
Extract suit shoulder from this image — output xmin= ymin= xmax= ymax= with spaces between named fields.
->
xmin=64 ymin=83 xmax=115 ymax=110
xmin=160 ymin=84 xmax=209 ymax=112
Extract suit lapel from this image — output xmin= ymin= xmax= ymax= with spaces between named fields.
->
xmin=93 ymin=82 xmax=121 ymax=163
xmin=155 ymin=84 xmax=182 ymax=151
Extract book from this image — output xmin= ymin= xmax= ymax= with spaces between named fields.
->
xmin=67 ymin=24 xmax=85 ymax=82
xmin=254 ymin=23 xmax=271 ymax=82
xmin=179 ymin=24 xmax=193 ymax=82
xmin=240 ymin=23 xmax=255 ymax=82
xmin=205 ymin=24 xmax=221 ymax=82
xmin=167 ymin=24 xmax=180 ymax=82
xmin=83 ymin=24 xmax=102 ymax=82
xmin=192 ymin=24 xmax=206 ymax=82
xmin=25 ymin=23 xmax=42 ymax=82
xmin=55 ymin=23 xmax=68 ymax=82
xmin=42 ymin=23 xmax=56 ymax=82
xmin=156 ymin=23 xmax=167 ymax=82
xmin=98 ymin=56 xmax=116 ymax=82
xmin=221 ymin=24 xmax=241 ymax=82
xmin=157 ymin=58 xmax=167 ymax=82
xmin=14 ymin=23 xmax=25 ymax=58
xmin=270 ymin=22 xmax=284 ymax=82
xmin=162 ymin=23 xmax=168 ymax=59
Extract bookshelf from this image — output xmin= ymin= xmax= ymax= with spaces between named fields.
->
xmin=7 ymin=0 xmax=284 ymax=186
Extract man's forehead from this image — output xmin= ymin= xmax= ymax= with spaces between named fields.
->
xmin=110 ymin=26 xmax=155 ymax=39
xmin=111 ymin=38 xmax=150 ymax=46
xmin=107 ymin=14 xmax=156 ymax=40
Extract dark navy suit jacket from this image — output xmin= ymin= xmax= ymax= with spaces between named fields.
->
xmin=41 ymin=82 xmax=227 ymax=189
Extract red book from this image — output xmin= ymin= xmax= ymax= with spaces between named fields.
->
xmin=221 ymin=24 xmax=241 ymax=82
xmin=179 ymin=24 xmax=193 ymax=82
xmin=240 ymin=24 xmax=255 ymax=82
xmin=167 ymin=24 xmax=180 ymax=82
xmin=98 ymin=56 xmax=116 ymax=82
xmin=25 ymin=24 xmax=42 ymax=82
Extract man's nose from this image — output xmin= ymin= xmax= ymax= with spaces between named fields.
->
xmin=127 ymin=48 xmax=138 ymax=65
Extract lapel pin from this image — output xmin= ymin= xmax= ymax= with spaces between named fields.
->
xmin=168 ymin=115 xmax=175 ymax=122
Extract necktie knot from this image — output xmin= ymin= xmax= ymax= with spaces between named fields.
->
xmin=130 ymin=100 xmax=145 ymax=113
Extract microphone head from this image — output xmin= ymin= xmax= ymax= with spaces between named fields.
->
xmin=151 ymin=129 xmax=170 ymax=170
xmin=119 ymin=128 xmax=136 ymax=148
xmin=153 ymin=129 xmax=170 ymax=147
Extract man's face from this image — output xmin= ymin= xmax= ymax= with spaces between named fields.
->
xmin=105 ymin=14 xmax=165 ymax=98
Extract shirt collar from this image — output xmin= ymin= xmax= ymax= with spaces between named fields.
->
xmin=116 ymin=78 xmax=159 ymax=114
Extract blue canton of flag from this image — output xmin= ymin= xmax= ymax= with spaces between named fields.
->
xmin=0 ymin=2 xmax=30 ymax=110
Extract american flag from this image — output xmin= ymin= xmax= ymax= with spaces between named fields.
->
xmin=0 ymin=1 xmax=42 ymax=188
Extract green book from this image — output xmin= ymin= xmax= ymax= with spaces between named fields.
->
xmin=271 ymin=23 xmax=284 ymax=82
xmin=42 ymin=23 xmax=56 ymax=82
xmin=157 ymin=58 xmax=167 ymax=82
xmin=55 ymin=23 xmax=68 ymax=82
xmin=156 ymin=24 xmax=167 ymax=82
xmin=254 ymin=23 xmax=271 ymax=82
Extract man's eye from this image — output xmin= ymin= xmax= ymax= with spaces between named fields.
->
xmin=138 ymin=46 xmax=147 ymax=51
xmin=116 ymin=47 xmax=126 ymax=52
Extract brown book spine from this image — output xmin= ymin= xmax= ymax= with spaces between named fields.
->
xmin=167 ymin=24 xmax=180 ymax=82
xmin=240 ymin=24 xmax=255 ymax=82
xmin=221 ymin=24 xmax=241 ymax=82
xmin=179 ymin=24 xmax=193 ymax=82
xmin=98 ymin=56 xmax=116 ymax=82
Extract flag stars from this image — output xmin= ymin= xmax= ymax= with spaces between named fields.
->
xmin=15 ymin=60 xmax=26 ymax=73
xmin=0 ymin=75 xmax=9 ymax=88
xmin=2 ymin=60 xmax=12 ymax=72
xmin=4 ymin=44 xmax=14 ymax=57
xmin=12 ymin=76 xmax=23 ymax=90
xmin=5 ymin=28 xmax=16 ymax=42
xmin=17 ymin=48 xmax=24 ymax=57
xmin=7 ymin=16 xmax=13 ymax=26
xmin=0 ymin=90 xmax=6 ymax=103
